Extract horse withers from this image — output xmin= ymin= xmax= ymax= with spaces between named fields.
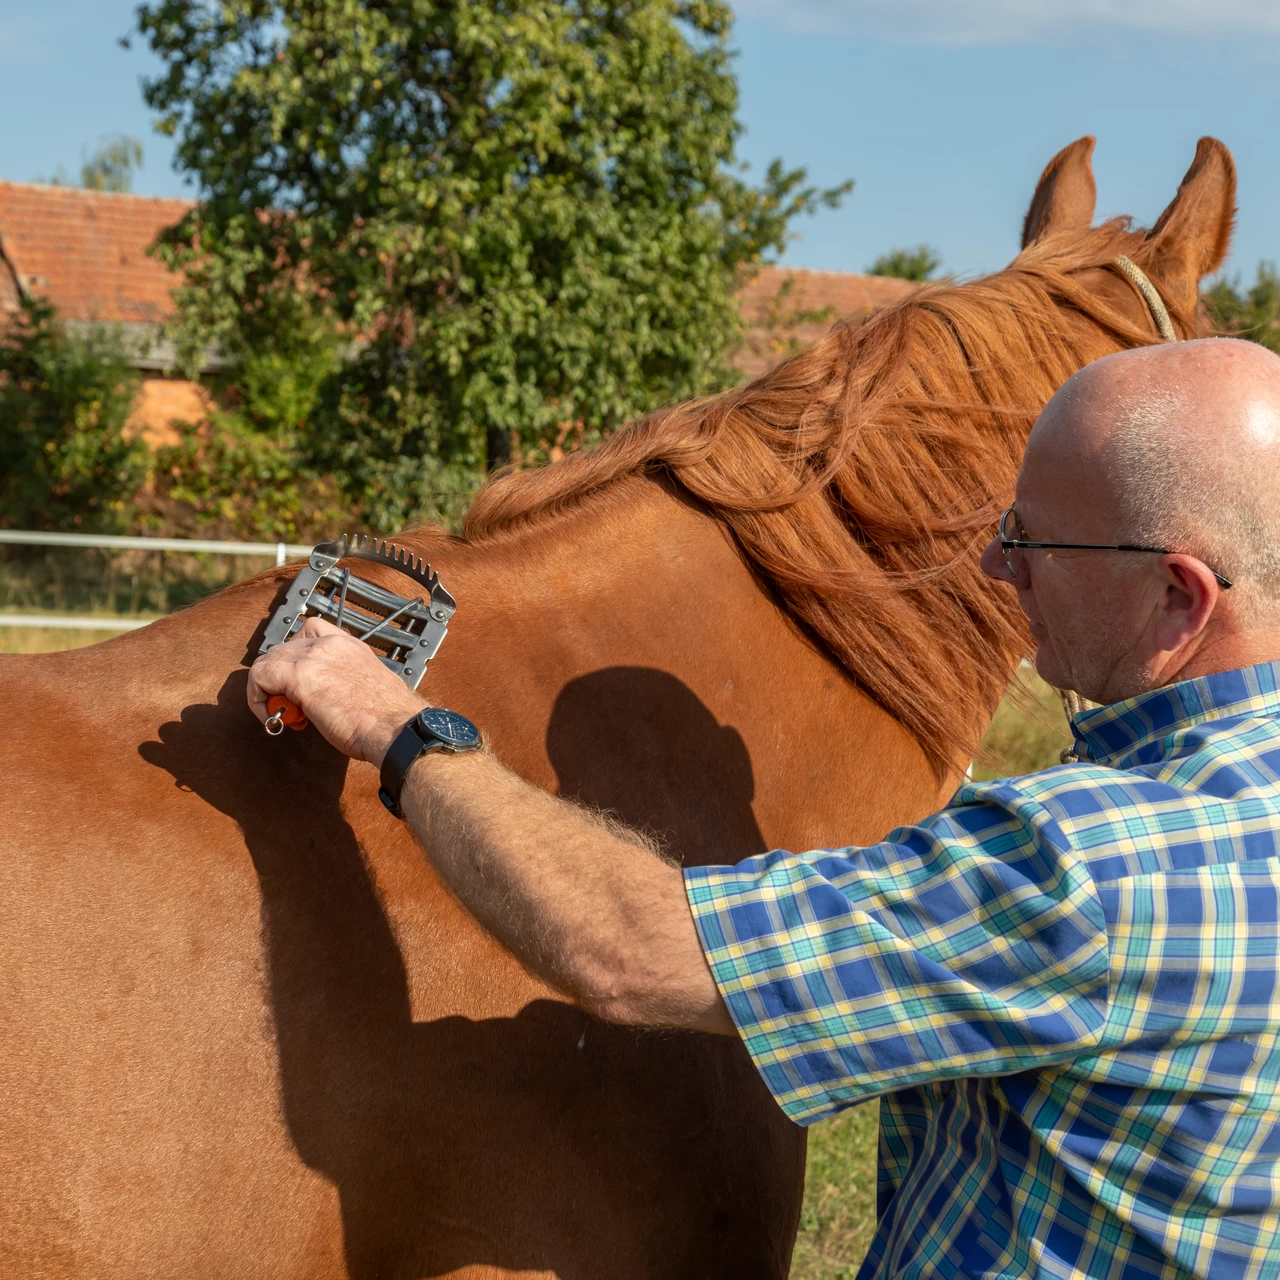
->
xmin=0 ymin=137 xmax=1236 ymax=1278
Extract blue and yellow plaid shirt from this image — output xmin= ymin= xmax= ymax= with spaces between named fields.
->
xmin=685 ymin=663 xmax=1280 ymax=1280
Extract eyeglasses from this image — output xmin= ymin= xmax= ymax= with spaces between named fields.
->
xmin=998 ymin=506 xmax=1233 ymax=589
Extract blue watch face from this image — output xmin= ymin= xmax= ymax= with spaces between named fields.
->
xmin=416 ymin=707 xmax=481 ymax=748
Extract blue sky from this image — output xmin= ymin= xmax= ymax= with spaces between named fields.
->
xmin=2 ymin=0 xmax=1278 ymax=284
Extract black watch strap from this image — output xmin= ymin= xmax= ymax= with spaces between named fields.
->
xmin=378 ymin=719 xmax=437 ymax=818
xmin=378 ymin=709 xmax=483 ymax=819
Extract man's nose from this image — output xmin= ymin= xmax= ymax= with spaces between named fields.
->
xmin=980 ymin=535 xmax=1016 ymax=584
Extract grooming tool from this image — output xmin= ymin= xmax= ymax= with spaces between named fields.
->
xmin=258 ymin=535 xmax=456 ymax=736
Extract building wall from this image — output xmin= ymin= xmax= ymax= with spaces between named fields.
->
xmin=125 ymin=379 xmax=212 ymax=450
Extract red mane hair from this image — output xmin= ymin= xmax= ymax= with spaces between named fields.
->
xmin=464 ymin=224 xmax=1199 ymax=775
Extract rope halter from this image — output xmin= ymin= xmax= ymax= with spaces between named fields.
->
xmin=1113 ymin=256 xmax=1178 ymax=342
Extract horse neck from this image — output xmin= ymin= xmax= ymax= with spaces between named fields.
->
xmin=414 ymin=474 xmax=948 ymax=864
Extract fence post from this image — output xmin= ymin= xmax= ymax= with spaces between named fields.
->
xmin=276 ymin=542 xmax=287 ymax=567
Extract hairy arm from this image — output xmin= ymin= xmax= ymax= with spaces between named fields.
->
xmin=247 ymin=618 xmax=734 ymax=1034
xmin=400 ymin=749 xmax=733 ymax=1032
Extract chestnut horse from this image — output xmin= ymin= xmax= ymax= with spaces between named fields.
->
xmin=0 ymin=137 xmax=1235 ymax=1279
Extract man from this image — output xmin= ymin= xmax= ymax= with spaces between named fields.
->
xmin=249 ymin=337 xmax=1280 ymax=1279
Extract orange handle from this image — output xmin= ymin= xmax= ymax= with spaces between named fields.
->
xmin=267 ymin=694 xmax=308 ymax=731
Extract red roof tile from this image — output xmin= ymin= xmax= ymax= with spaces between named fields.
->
xmin=0 ymin=181 xmax=192 ymax=326
xmin=735 ymin=266 xmax=920 ymax=378
xmin=741 ymin=265 xmax=920 ymax=317
xmin=0 ymin=185 xmax=919 ymax=377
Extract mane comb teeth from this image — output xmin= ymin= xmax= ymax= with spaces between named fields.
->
xmin=314 ymin=532 xmax=443 ymax=591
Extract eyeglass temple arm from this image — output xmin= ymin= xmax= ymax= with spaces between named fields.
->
xmin=1000 ymin=539 xmax=1166 ymax=553
xmin=1000 ymin=539 xmax=1232 ymax=589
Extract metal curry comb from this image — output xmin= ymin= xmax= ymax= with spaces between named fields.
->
xmin=258 ymin=534 xmax=456 ymax=735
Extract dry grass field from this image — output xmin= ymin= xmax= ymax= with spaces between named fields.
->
xmin=0 ymin=620 xmax=154 ymax=655
xmin=3 ymin=623 xmax=1070 ymax=1278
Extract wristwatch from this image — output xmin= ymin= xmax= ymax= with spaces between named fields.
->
xmin=378 ymin=706 xmax=483 ymax=818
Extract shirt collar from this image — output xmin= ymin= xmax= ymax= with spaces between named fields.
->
xmin=1071 ymin=661 xmax=1280 ymax=767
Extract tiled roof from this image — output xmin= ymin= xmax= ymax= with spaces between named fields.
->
xmin=0 ymin=184 xmax=919 ymax=377
xmin=735 ymin=266 xmax=920 ymax=378
xmin=0 ymin=181 xmax=191 ymax=326
xmin=741 ymin=265 xmax=920 ymax=317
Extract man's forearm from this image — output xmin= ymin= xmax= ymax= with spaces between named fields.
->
xmin=244 ymin=619 xmax=732 ymax=1034
xmin=400 ymin=749 xmax=734 ymax=1034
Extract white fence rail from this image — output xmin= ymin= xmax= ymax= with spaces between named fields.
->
xmin=0 ymin=613 xmax=153 ymax=632
xmin=0 ymin=530 xmax=311 ymax=562
xmin=0 ymin=530 xmax=312 ymax=634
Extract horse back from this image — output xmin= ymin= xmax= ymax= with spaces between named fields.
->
xmin=0 ymin=562 xmax=808 ymax=1280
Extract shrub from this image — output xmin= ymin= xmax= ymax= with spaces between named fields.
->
xmin=0 ymin=297 xmax=148 ymax=532
xmin=867 ymin=246 xmax=942 ymax=283
xmin=1204 ymin=262 xmax=1280 ymax=354
xmin=141 ymin=411 xmax=351 ymax=543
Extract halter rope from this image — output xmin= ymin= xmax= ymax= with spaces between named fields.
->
xmin=1113 ymin=256 xmax=1178 ymax=342
xmin=1056 ymin=256 xmax=1177 ymax=760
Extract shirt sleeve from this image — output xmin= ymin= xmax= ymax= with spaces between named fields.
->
xmin=684 ymin=786 xmax=1112 ymax=1124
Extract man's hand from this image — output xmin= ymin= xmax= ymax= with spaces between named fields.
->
xmin=247 ymin=618 xmax=423 ymax=765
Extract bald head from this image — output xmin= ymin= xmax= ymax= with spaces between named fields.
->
xmin=1028 ymin=338 xmax=1280 ymax=617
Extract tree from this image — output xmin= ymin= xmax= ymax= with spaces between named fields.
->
xmin=81 ymin=135 xmax=144 ymax=193
xmin=1204 ymin=262 xmax=1280 ymax=355
xmin=868 ymin=245 xmax=941 ymax=283
xmin=137 ymin=0 xmax=850 ymax=529
xmin=34 ymin=134 xmax=144 ymax=191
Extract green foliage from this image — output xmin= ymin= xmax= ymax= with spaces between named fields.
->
xmin=142 ymin=412 xmax=351 ymax=543
xmin=227 ymin=315 xmax=344 ymax=435
xmin=0 ymin=296 xmax=148 ymax=532
xmin=0 ymin=293 xmax=348 ymax=543
xmin=81 ymin=135 xmax=145 ymax=193
xmin=137 ymin=0 xmax=850 ymax=528
xmin=1204 ymin=262 xmax=1280 ymax=355
xmin=161 ymin=296 xmax=357 ymax=537
xmin=310 ymin=342 xmax=489 ymax=530
xmin=867 ymin=245 xmax=942 ymax=283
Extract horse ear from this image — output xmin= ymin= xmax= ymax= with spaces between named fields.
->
xmin=1143 ymin=137 xmax=1237 ymax=315
xmin=1021 ymin=136 xmax=1097 ymax=247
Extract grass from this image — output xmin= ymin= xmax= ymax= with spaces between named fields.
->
xmin=0 ymin=620 xmax=153 ymax=654
xmin=789 ymin=664 xmax=1074 ymax=1278
xmin=3 ymin=612 xmax=1073 ymax=1279
xmin=791 ymin=1102 xmax=882 ymax=1279
xmin=972 ymin=663 xmax=1074 ymax=781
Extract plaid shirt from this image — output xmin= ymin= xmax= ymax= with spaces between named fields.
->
xmin=685 ymin=663 xmax=1280 ymax=1280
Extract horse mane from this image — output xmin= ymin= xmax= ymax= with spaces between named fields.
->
xmin=463 ymin=221 xmax=1198 ymax=777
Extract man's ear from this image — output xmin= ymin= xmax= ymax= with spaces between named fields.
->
xmin=1021 ymin=136 xmax=1097 ymax=248
xmin=1153 ymin=555 xmax=1219 ymax=655
xmin=1143 ymin=137 xmax=1237 ymax=317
